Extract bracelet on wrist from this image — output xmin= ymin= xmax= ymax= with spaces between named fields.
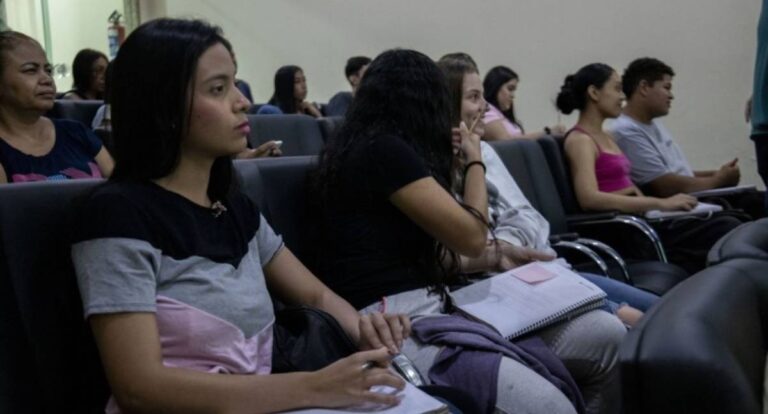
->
xmin=464 ymin=160 xmax=487 ymax=176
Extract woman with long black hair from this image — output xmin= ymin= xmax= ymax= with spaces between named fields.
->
xmin=256 ymin=65 xmax=322 ymax=117
xmin=483 ymin=65 xmax=565 ymax=140
xmin=71 ymin=19 xmax=410 ymax=413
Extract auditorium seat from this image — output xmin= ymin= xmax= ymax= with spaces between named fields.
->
xmin=318 ymin=116 xmax=345 ymax=142
xmin=45 ymin=99 xmax=103 ymax=127
xmin=489 ymin=139 xmax=688 ymax=295
xmin=234 ymin=156 xmax=319 ymax=265
xmin=620 ymin=258 xmax=767 ymax=414
xmin=537 ymin=135 xmax=669 ymax=263
xmin=233 ymin=158 xmax=270 ymax=218
xmin=707 ymin=218 xmax=768 ymax=265
xmin=0 ymin=179 xmax=109 ymax=413
xmin=246 ymin=114 xmax=325 ymax=156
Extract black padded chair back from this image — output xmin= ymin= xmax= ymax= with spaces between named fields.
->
xmin=317 ymin=116 xmax=344 ymax=143
xmin=620 ymin=258 xmax=767 ymax=414
xmin=46 ymin=100 xmax=103 ymax=127
xmin=487 ymin=140 xmax=569 ymax=234
xmin=246 ymin=114 xmax=324 ymax=156
xmin=250 ymin=156 xmax=319 ymax=265
xmin=707 ymin=218 xmax=768 ymax=265
xmin=538 ymin=135 xmax=582 ymax=215
xmin=0 ymin=179 xmax=109 ymax=413
xmin=233 ymin=159 xmax=270 ymax=219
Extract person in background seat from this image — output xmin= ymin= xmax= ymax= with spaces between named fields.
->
xmin=0 ymin=32 xmax=113 ymax=183
xmin=257 ymin=65 xmax=322 ymax=118
xmin=325 ymin=56 xmax=371 ymax=117
xmin=62 ymin=48 xmax=108 ymax=101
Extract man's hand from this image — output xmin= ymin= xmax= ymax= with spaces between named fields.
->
xmin=715 ymin=158 xmax=740 ymax=187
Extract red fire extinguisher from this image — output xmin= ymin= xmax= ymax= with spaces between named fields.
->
xmin=107 ymin=11 xmax=125 ymax=59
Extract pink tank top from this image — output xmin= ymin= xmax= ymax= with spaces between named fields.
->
xmin=567 ymin=126 xmax=633 ymax=192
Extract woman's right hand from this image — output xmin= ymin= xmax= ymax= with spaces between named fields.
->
xmin=459 ymin=120 xmax=483 ymax=162
xmin=307 ymin=347 xmax=405 ymax=409
xmin=658 ymin=193 xmax=698 ymax=211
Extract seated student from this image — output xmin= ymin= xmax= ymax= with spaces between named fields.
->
xmin=482 ymin=65 xmax=566 ymax=140
xmin=256 ymin=65 xmax=322 ymax=118
xmin=557 ymin=63 xmax=743 ymax=274
xmin=61 ymin=48 xmax=108 ymax=101
xmin=325 ymin=56 xmax=371 ymax=117
xmin=71 ymin=19 xmax=411 ymax=414
xmin=314 ymin=48 xmax=626 ymax=414
xmin=437 ymin=55 xmax=656 ymax=326
xmin=91 ymin=62 xmax=113 ymax=130
xmin=0 ymin=31 xmax=113 ymax=183
xmin=613 ymin=57 xmax=765 ymax=219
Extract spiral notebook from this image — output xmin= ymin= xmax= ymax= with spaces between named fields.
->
xmin=286 ymin=382 xmax=448 ymax=413
xmin=450 ymin=261 xmax=607 ymax=339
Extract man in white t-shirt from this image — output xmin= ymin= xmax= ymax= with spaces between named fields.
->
xmin=613 ymin=58 xmax=764 ymax=218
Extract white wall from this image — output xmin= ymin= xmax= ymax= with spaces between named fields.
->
xmin=5 ymin=0 xmax=43 ymax=40
xmin=46 ymin=0 xmax=122 ymax=88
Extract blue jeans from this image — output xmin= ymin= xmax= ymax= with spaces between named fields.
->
xmin=579 ymin=273 xmax=659 ymax=312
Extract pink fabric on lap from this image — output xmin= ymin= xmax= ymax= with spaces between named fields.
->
xmin=106 ymin=295 xmax=274 ymax=413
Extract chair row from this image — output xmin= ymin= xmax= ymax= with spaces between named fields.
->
xmin=489 ymin=138 xmax=688 ymax=295
xmin=45 ymin=99 xmax=103 ymax=126
xmin=1 ymin=152 xmax=766 ymax=412
xmin=245 ymin=114 xmax=343 ymax=156
xmin=45 ymin=99 xmax=344 ymax=158
xmin=237 ymin=155 xmax=768 ymax=414
xmin=618 ymin=218 xmax=768 ymax=414
xmin=236 ymin=141 xmax=687 ymax=297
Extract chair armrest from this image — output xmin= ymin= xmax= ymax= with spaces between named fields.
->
xmin=548 ymin=232 xmax=579 ymax=243
xmin=566 ymin=211 xmax=620 ymax=224
xmin=576 ymin=237 xmax=632 ymax=284
xmin=552 ymin=241 xmax=609 ymax=276
xmin=567 ymin=214 xmax=668 ymax=263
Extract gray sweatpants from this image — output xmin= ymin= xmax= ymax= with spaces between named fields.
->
xmin=360 ymin=288 xmax=625 ymax=414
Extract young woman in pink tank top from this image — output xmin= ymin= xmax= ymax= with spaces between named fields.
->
xmin=555 ymin=63 xmax=698 ymax=214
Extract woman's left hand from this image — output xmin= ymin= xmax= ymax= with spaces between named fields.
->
xmin=358 ymin=312 xmax=412 ymax=354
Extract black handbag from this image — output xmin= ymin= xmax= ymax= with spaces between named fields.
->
xmin=271 ymin=305 xmax=358 ymax=373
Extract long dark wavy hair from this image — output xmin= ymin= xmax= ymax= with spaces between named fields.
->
xmin=314 ymin=48 xmax=461 ymax=296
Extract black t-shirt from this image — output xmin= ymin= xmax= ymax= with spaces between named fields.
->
xmin=0 ymin=118 xmax=103 ymax=182
xmin=318 ymin=134 xmax=434 ymax=309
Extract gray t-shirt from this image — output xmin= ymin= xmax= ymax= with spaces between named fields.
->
xmin=612 ymin=113 xmax=694 ymax=185
xmin=71 ymin=181 xmax=283 ymax=338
